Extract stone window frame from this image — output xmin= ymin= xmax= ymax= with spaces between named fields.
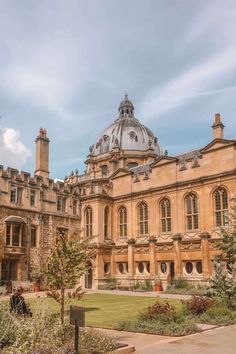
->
xmin=183 ymin=261 xmax=203 ymax=276
xmin=30 ymin=189 xmax=36 ymax=207
xmin=5 ymin=222 xmax=26 ymax=247
xmin=104 ymin=205 xmax=110 ymax=239
xmin=10 ymin=185 xmax=23 ymax=205
xmin=56 ymin=195 xmax=67 ymax=212
xmin=85 ymin=206 xmax=93 ymax=237
xmin=138 ymin=201 xmax=149 ymax=235
xmin=119 ymin=205 xmax=127 ymax=238
xmin=160 ymin=197 xmax=172 ymax=233
xmin=116 ymin=262 xmax=128 ymax=275
xmin=185 ymin=193 xmax=199 ymax=231
xmin=104 ymin=262 xmax=110 ymax=275
xmin=213 ymin=187 xmax=229 ymax=227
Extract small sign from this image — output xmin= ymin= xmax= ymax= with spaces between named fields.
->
xmin=70 ymin=306 xmax=85 ymax=327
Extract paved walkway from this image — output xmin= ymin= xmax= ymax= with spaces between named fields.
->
xmin=99 ymin=325 xmax=236 ymax=354
xmin=0 ymin=289 xmax=191 ymax=301
xmin=86 ymin=289 xmax=191 ymax=300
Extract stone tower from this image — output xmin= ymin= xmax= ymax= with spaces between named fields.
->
xmin=35 ymin=127 xmax=50 ymax=179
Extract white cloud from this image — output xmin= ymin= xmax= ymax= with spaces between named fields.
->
xmin=0 ymin=128 xmax=31 ymax=169
xmin=140 ymin=44 xmax=236 ymax=120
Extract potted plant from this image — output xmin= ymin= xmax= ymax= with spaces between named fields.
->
xmin=31 ymin=270 xmax=42 ymax=292
xmin=153 ymin=276 xmax=162 ymax=292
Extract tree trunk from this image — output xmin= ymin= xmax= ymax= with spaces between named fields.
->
xmin=61 ymin=288 xmax=65 ymax=325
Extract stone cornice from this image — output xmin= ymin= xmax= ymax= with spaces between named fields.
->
xmin=113 ymin=169 xmax=236 ymax=201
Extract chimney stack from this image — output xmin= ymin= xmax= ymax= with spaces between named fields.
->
xmin=212 ymin=113 xmax=224 ymax=139
xmin=35 ymin=127 xmax=50 ymax=179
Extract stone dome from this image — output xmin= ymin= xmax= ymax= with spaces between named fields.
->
xmin=90 ymin=94 xmax=162 ymax=156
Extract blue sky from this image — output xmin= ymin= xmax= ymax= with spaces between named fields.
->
xmin=0 ymin=0 xmax=236 ymax=179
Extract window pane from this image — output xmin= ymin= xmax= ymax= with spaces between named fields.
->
xmin=167 ymin=218 xmax=171 ymax=232
xmin=6 ymin=224 xmax=11 ymax=246
xmin=216 ymin=211 xmax=222 ymax=227
xmin=12 ymin=224 xmax=20 ymax=246
xmin=187 ymin=216 xmax=192 ymax=230
xmin=193 ymin=215 xmax=199 ymax=229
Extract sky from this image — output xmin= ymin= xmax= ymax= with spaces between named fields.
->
xmin=0 ymin=0 xmax=236 ymax=179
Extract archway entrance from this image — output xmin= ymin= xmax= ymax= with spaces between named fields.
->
xmin=170 ymin=261 xmax=175 ymax=284
xmin=85 ymin=263 xmax=93 ymax=289
xmin=1 ymin=260 xmax=17 ymax=281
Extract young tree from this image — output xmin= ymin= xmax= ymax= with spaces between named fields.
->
xmin=209 ymin=197 xmax=236 ymax=308
xmin=45 ymin=230 xmax=95 ymax=324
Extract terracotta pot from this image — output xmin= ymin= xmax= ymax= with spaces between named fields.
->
xmin=33 ymin=284 xmax=40 ymax=292
xmin=154 ymin=284 xmax=162 ymax=292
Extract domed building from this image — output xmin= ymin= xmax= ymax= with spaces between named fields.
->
xmin=85 ymin=94 xmax=162 ymax=176
xmin=0 ymin=94 xmax=235 ymax=292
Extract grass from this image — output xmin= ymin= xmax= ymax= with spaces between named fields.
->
xmin=25 ymin=293 xmax=180 ymax=329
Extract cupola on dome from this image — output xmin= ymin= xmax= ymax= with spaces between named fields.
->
xmin=90 ymin=94 xmax=162 ymax=156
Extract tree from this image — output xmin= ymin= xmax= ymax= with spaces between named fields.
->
xmin=209 ymin=197 xmax=236 ymax=308
xmin=45 ymin=230 xmax=95 ymax=324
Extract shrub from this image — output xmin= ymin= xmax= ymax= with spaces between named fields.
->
xmin=199 ymin=305 xmax=236 ymax=326
xmin=103 ymin=277 xmax=117 ymax=290
xmin=183 ymin=295 xmax=214 ymax=315
xmin=145 ymin=300 xmax=175 ymax=320
xmin=207 ymin=261 xmax=236 ymax=309
xmin=134 ymin=280 xmax=153 ymax=292
xmin=117 ymin=315 xmax=198 ymax=336
xmin=172 ymin=277 xmax=188 ymax=289
xmin=0 ymin=306 xmax=116 ymax=354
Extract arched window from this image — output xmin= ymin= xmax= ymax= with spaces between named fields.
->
xmin=160 ymin=198 xmax=171 ymax=232
xmin=185 ymin=194 xmax=199 ymax=230
xmin=139 ymin=202 xmax=148 ymax=235
xmin=104 ymin=206 xmax=109 ymax=239
xmin=119 ymin=206 xmax=127 ymax=237
xmin=214 ymin=188 xmax=228 ymax=226
xmin=85 ymin=207 xmax=93 ymax=237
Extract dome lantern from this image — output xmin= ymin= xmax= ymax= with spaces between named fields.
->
xmin=118 ymin=93 xmax=134 ymax=118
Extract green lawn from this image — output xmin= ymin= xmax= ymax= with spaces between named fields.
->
xmin=26 ymin=293 xmax=180 ymax=328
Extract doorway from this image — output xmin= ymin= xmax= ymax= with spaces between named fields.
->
xmin=85 ymin=263 xmax=93 ymax=289
xmin=170 ymin=261 xmax=175 ymax=284
xmin=1 ymin=260 xmax=17 ymax=281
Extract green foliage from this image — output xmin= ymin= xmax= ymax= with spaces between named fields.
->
xmin=208 ymin=261 xmax=236 ymax=309
xmin=0 ymin=305 xmax=116 ymax=354
xmin=118 ymin=306 xmax=198 ymax=336
xmin=103 ymin=277 xmax=117 ymax=290
xmin=134 ymin=280 xmax=153 ymax=292
xmin=208 ymin=197 xmax=236 ymax=309
xmin=172 ymin=277 xmax=188 ymax=289
xmin=45 ymin=230 xmax=95 ymax=324
xmin=144 ymin=300 xmax=175 ymax=320
xmin=30 ymin=269 xmax=43 ymax=284
xmin=199 ymin=304 xmax=236 ymax=326
xmin=183 ymin=295 xmax=214 ymax=315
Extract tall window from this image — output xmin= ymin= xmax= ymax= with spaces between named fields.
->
xmin=101 ymin=165 xmax=108 ymax=177
xmin=72 ymin=199 xmax=77 ymax=215
xmin=57 ymin=196 xmax=66 ymax=212
xmin=31 ymin=226 xmax=37 ymax=247
xmin=85 ymin=207 xmax=93 ymax=237
xmin=160 ymin=198 xmax=171 ymax=232
xmin=104 ymin=206 xmax=109 ymax=239
xmin=139 ymin=202 xmax=148 ymax=235
xmin=186 ymin=193 xmax=199 ymax=230
xmin=10 ymin=186 xmax=23 ymax=204
xmin=30 ymin=190 xmax=36 ymax=206
xmin=214 ymin=188 xmax=228 ymax=226
xmin=6 ymin=223 xmax=25 ymax=247
xmin=119 ymin=206 xmax=127 ymax=237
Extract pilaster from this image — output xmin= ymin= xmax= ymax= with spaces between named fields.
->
xmin=172 ymin=233 xmax=182 ymax=277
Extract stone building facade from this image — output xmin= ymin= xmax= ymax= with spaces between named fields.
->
xmin=0 ymin=95 xmax=235 ymax=289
